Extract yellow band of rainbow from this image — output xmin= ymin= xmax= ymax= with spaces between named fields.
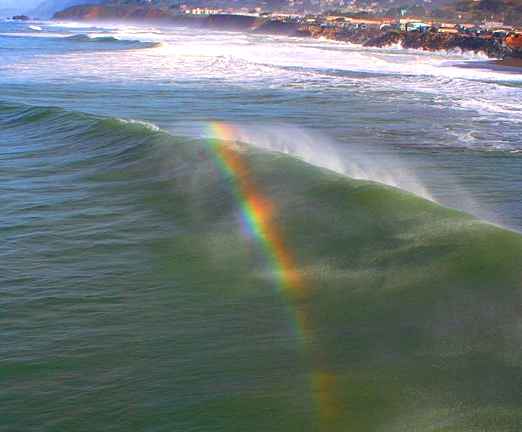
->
xmin=206 ymin=122 xmax=339 ymax=428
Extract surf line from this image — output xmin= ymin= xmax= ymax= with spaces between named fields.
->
xmin=207 ymin=122 xmax=341 ymax=426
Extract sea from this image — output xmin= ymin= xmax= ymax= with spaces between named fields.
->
xmin=1 ymin=18 xmax=522 ymax=432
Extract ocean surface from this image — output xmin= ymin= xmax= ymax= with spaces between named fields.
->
xmin=1 ymin=19 xmax=522 ymax=431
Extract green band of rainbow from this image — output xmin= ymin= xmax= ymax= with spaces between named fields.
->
xmin=207 ymin=122 xmax=339 ymax=427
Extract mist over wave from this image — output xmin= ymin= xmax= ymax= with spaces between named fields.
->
xmin=196 ymin=122 xmax=434 ymax=201
xmin=196 ymin=121 xmax=519 ymax=230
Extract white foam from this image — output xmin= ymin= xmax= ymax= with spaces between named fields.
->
xmin=3 ymin=21 xmax=522 ymax=132
xmin=0 ymin=31 xmax=67 ymax=38
xmin=116 ymin=118 xmax=161 ymax=132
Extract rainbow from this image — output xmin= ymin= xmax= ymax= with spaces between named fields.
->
xmin=207 ymin=123 xmax=306 ymax=307
xmin=207 ymin=122 xmax=340 ymax=427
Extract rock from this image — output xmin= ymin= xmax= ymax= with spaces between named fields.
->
xmin=204 ymin=14 xmax=257 ymax=31
xmin=252 ymin=20 xmax=301 ymax=36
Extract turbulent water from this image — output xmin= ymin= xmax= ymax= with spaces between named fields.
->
xmin=1 ymin=18 xmax=522 ymax=432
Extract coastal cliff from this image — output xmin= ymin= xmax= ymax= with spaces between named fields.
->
xmin=54 ymin=4 xmax=522 ymax=60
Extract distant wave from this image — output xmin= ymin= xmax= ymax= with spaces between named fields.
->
xmin=364 ymin=40 xmax=493 ymax=60
xmin=65 ymin=33 xmax=160 ymax=48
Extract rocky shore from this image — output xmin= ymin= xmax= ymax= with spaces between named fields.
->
xmin=314 ymin=28 xmax=516 ymax=59
xmin=54 ymin=4 xmax=522 ymax=60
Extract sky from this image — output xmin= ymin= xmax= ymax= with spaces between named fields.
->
xmin=2 ymin=0 xmax=34 ymax=6
xmin=1 ymin=0 xmax=42 ymax=11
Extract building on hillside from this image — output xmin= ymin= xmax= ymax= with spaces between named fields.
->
xmin=380 ymin=22 xmax=400 ymax=31
xmin=506 ymin=33 xmax=522 ymax=48
xmin=436 ymin=23 xmax=458 ymax=34
xmin=483 ymin=20 xmax=505 ymax=30
xmin=399 ymin=17 xmax=431 ymax=31
xmin=401 ymin=21 xmax=431 ymax=32
xmin=185 ymin=7 xmax=224 ymax=15
xmin=344 ymin=16 xmax=394 ymax=28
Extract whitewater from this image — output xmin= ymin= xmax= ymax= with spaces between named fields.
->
xmin=1 ymin=18 xmax=521 ymax=432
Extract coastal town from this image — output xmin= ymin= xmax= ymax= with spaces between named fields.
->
xmin=106 ymin=0 xmax=522 ymax=36
xmin=178 ymin=7 xmax=522 ymax=48
xmin=177 ymin=4 xmax=521 ymax=38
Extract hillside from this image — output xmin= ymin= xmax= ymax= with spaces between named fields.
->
xmin=414 ymin=0 xmax=522 ymax=24
xmin=29 ymin=0 xmax=105 ymax=19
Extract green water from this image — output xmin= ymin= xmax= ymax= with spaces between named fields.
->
xmin=2 ymin=103 xmax=522 ymax=431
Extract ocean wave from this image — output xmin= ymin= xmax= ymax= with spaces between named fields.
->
xmin=0 ymin=99 xmax=518 ymax=211
xmin=0 ymin=99 xmax=518 ymax=239
xmin=65 ymin=33 xmax=160 ymax=49
xmin=115 ymin=117 xmax=161 ymax=131
xmin=66 ymin=34 xmax=120 ymax=42
xmin=2 ymin=100 xmax=522 ymax=431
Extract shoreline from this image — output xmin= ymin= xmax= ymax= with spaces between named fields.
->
xmin=495 ymin=58 xmax=522 ymax=68
xmin=455 ymin=57 xmax=522 ymax=72
xmin=52 ymin=5 xmax=522 ymax=61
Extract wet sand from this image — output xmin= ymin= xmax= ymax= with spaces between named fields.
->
xmin=494 ymin=58 xmax=522 ymax=68
xmin=457 ymin=58 xmax=522 ymax=73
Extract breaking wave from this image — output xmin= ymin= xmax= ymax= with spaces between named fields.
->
xmin=2 ymin=100 xmax=522 ymax=431
xmin=65 ymin=33 xmax=160 ymax=48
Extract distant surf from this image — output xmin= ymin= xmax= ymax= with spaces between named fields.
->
xmin=65 ymin=33 xmax=160 ymax=48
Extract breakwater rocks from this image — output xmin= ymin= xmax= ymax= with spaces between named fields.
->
xmin=328 ymin=28 xmax=518 ymax=59
xmin=54 ymin=4 xmax=522 ymax=60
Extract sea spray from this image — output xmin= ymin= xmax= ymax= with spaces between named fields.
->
xmin=196 ymin=122 xmax=435 ymax=200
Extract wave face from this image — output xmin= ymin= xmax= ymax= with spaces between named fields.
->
xmin=0 ymin=23 xmax=158 ymax=54
xmin=64 ymin=33 xmax=160 ymax=48
xmin=2 ymin=101 xmax=522 ymax=431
